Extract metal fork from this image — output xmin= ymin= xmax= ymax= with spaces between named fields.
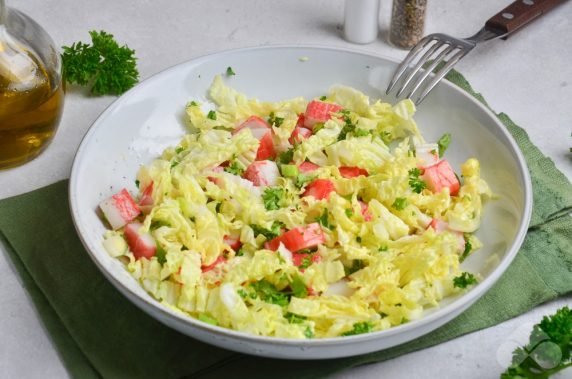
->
xmin=386 ymin=0 xmax=567 ymax=105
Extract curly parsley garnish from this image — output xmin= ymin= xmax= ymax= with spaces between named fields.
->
xmin=62 ymin=30 xmax=139 ymax=95
xmin=268 ymin=112 xmax=284 ymax=127
xmin=262 ymin=187 xmax=285 ymax=210
xmin=224 ymin=161 xmax=244 ymax=176
xmin=285 ymin=312 xmax=307 ymax=324
xmin=392 ymin=197 xmax=408 ymax=210
xmin=290 ymin=275 xmax=308 ymax=298
xmin=501 ymin=306 xmax=572 ymax=378
xmin=249 ymin=280 xmax=289 ymax=306
xmin=408 ymin=168 xmax=427 ymax=194
xmin=207 ymin=110 xmax=217 ymax=120
xmin=453 ymin=272 xmax=478 ymax=289
xmin=278 ymin=149 xmax=294 ymax=165
xmin=316 ymin=209 xmax=334 ymax=230
xmin=338 ymin=111 xmax=357 ymax=141
xmin=342 ymin=322 xmax=374 ymax=336
xmin=459 ymin=234 xmax=472 ymax=262
xmin=250 ymin=221 xmax=284 ymax=240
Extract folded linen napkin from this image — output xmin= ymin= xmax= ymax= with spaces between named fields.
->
xmin=0 ymin=70 xmax=571 ymax=379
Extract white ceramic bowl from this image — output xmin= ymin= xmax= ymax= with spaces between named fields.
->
xmin=69 ymin=46 xmax=532 ymax=359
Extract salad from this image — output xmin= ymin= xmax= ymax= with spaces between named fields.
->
xmin=99 ymin=75 xmax=492 ymax=339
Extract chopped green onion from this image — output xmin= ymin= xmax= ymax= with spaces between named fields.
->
xmin=437 ymin=133 xmax=451 ymax=158
xmin=280 ymin=164 xmax=299 ymax=177
xmin=392 ymin=197 xmax=408 ymax=210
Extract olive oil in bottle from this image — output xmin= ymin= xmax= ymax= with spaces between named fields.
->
xmin=0 ymin=21 xmax=64 ymax=169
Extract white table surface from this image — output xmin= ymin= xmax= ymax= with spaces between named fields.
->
xmin=1 ymin=0 xmax=571 ymax=378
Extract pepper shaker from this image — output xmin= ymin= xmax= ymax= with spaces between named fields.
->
xmin=343 ymin=0 xmax=380 ymax=44
xmin=389 ymin=0 xmax=427 ymax=49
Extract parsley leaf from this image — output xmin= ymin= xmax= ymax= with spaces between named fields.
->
xmin=437 ymin=133 xmax=452 ymax=158
xmin=188 ymin=100 xmax=199 ymax=106
xmin=353 ymin=128 xmax=371 ymax=137
xmin=319 ymin=95 xmax=327 ymax=101
xmin=290 ymin=275 xmax=308 ymax=298
xmin=262 ymin=187 xmax=285 ymax=210
xmin=346 ymin=260 xmax=365 ymax=276
xmin=285 ymin=312 xmax=307 ymax=324
xmin=155 ymin=245 xmax=167 ymax=265
xmin=237 ymin=288 xmax=249 ymax=298
xmin=316 ymin=209 xmax=334 ymax=230
xmin=460 ymin=234 xmax=472 ymax=262
xmin=453 ymin=272 xmax=478 ymax=289
xmin=207 ymin=110 xmax=217 ymax=120
xmin=278 ymin=149 xmax=294 ymax=164
xmin=198 ymin=313 xmax=218 ymax=326
xmin=338 ymin=112 xmax=357 ymax=141
xmin=294 ymin=173 xmax=313 ymax=189
xmin=62 ymin=30 xmax=139 ymax=95
xmin=250 ymin=221 xmax=284 ymax=240
xmin=304 ymin=326 xmax=315 ymax=338
xmin=501 ymin=306 xmax=572 ymax=378
xmin=268 ymin=112 xmax=284 ymax=127
xmin=249 ymin=280 xmax=289 ymax=306
xmin=224 ymin=161 xmax=244 ymax=176
xmin=408 ymin=168 xmax=427 ymax=193
xmin=299 ymin=256 xmax=312 ymax=270
xmin=226 ymin=66 xmax=236 ymax=76
xmin=392 ymin=197 xmax=408 ymax=210
xmin=342 ymin=322 xmax=374 ymax=336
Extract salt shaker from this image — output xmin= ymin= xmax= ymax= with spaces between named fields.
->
xmin=343 ymin=0 xmax=380 ymax=44
xmin=389 ymin=0 xmax=427 ymax=49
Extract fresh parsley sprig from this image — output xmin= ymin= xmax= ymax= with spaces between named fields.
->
xmin=262 ymin=187 xmax=285 ymax=210
xmin=342 ymin=321 xmax=374 ymax=336
xmin=408 ymin=168 xmax=427 ymax=194
xmin=453 ymin=272 xmax=478 ymax=289
xmin=250 ymin=221 xmax=284 ymax=240
xmin=62 ymin=30 xmax=139 ymax=95
xmin=501 ymin=307 xmax=572 ymax=378
xmin=392 ymin=197 xmax=408 ymax=210
xmin=224 ymin=161 xmax=244 ymax=176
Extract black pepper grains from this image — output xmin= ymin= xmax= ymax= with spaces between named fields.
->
xmin=389 ymin=0 xmax=427 ymax=49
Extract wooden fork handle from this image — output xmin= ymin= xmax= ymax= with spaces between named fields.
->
xmin=485 ymin=0 xmax=567 ymax=37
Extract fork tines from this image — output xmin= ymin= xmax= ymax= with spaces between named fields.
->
xmin=386 ymin=33 xmax=475 ymax=105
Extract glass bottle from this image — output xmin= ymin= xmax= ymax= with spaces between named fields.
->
xmin=389 ymin=0 xmax=427 ymax=49
xmin=0 ymin=0 xmax=64 ymax=169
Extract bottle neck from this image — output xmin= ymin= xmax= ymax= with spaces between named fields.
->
xmin=0 ymin=0 xmax=5 ymax=24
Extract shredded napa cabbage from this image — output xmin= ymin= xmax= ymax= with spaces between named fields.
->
xmin=104 ymin=75 xmax=491 ymax=339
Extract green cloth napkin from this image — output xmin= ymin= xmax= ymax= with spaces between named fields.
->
xmin=1 ymin=70 xmax=571 ymax=379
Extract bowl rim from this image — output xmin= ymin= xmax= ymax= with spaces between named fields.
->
xmin=69 ymin=44 xmax=533 ymax=346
